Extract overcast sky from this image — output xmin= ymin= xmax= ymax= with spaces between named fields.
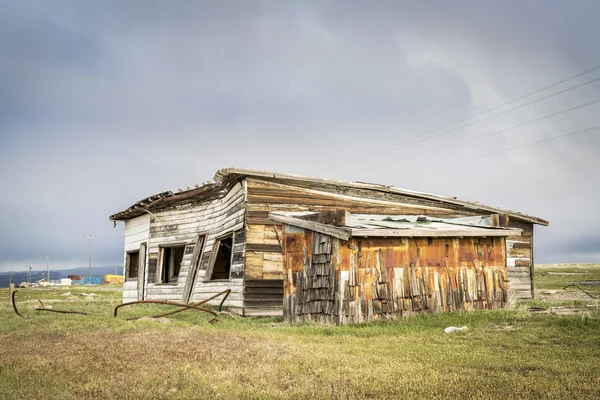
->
xmin=1 ymin=0 xmax=599 ymax=271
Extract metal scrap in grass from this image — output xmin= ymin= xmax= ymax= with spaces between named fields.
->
xmin=113 ymin=289 xmax=231 ymax=322
xmin=563 ymin=284 xmax=599 ymax=299
xmin=11 ymin=290 xmax=23 ymax=318
xmin=11 ymin=289 xmax=89 ymax=317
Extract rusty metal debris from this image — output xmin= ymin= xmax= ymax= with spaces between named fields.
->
xmin=563 ymin=284 xmax=599 ymax=299
xmin=11 ymin=290 xmax=23 ymax=318
xmin=35 ymin=308 xmax=89 ymax=315
xmin=11 ymin=289 xmax=232 ymax=322
xmin=12 ymin=289 xmax=90 ymax=317
xmin=114 ymin=289 xmax=231 ymax=322
xmin=34 ymin=297 xmax=90 ymax=316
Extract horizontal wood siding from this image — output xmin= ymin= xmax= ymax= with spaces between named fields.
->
xmin=244 ymin=280 xmax=284 ymax=315
xmin=245 ymin=178 xmax=475 ymax=218
xmin=140 ymin=182 xmax=246 ymax=307
xmin=123 ymin=281 xmax=138 ymax=303
xmin=122 ymin=215 xmax=150 ymax=302
xmin=244 ymin=224 xmax=284 ymax=280
xmin=506 ymin=221 xmax=534 ymax=299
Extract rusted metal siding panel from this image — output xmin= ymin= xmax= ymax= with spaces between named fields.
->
xmin=283 ymin=230 xmax=508 ymax=324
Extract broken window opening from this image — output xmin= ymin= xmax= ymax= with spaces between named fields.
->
xmin=126 ymin=251 xmax=140 ymax=280
xmin=210 ymin=236 xmax=233 ymax=280
xmin=161 ymin=246 xmax=185 ymax=284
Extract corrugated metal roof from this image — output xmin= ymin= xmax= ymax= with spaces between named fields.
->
xmin=269 ymin=212 xmax=522 ymax=239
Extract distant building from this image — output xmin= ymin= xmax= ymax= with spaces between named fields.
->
xmin=110 ymin=168 xmax=547 ymax=322
xmin=71 ymin=277 xmax=102 ymax=285
xmin=105 ymin=274 xmax=124 ymax=284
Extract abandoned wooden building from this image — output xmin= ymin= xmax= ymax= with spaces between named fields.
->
xmin=109 ymin=168 xmax=548 ymax=323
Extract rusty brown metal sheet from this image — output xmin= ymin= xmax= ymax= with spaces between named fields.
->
xmin=282 ymin=231 xmax=508 ymax=324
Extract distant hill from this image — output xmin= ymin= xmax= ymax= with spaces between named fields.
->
xmin=0 ymin=266 xmax=121 ymax=288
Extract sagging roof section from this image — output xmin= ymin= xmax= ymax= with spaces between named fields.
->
xmin=109 ymin=167 xmax=548 ymax=225
xmin=268 ymin=212 xmax=522 ymax=241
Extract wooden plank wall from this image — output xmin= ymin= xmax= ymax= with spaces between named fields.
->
xmin=244 ymin=224 xmax=284 ymax=315
xmin=244 ymin=177 xmax=507 ymax=317
xmin=283 ymin=227 xmax=508 ymax=325
xmin=125 ymin=182 xmax=246 ymax=308
xmin=506 ymin=221 xmax=534 ymax=299
xmin=122 ymin=215 xmax=150 ymax=302
xmin=245 ymin=178 xmax=470 ymax=216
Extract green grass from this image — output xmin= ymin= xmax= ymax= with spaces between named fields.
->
xmin=1 ymin=271 xmax=600 ymax=399
xmin=535 ymin=265 xmax=600 ymax=294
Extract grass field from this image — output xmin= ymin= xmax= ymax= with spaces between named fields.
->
xmin=1 ymin=265 xmax=600 ymax=399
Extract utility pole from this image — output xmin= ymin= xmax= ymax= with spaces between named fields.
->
xmin=45 ymin=254 xmax=52 ymax=284
xmin=28 ymin=263 xmax=32 ymax=285
xmin=84 ymin=235 xmax=95 ymax=286
xmin=8 ymin=270 xmax=13 ymax=286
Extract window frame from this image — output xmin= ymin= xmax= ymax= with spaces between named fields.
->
xmin=157 ymin=243 xmax=188 ymax=285
xmin=125 ymin=250 xmax=140 ymax=281
xmin=205 ymin=233 xmax=235 ymax=282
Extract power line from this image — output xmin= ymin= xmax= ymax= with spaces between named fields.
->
xmin=419 ymin=125 xmax=600 ymax=172
xmin=360 ymin=97 xmax=600 ymax=173
xmin=345 ymin=75 xmax=600 ymax=173
xmin=327 ymin=64 xmax=600 ymax=173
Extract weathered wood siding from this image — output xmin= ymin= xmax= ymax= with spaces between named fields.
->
xmin=243 ymin=224 xmax=284 ymax=314
xmin=122 ymin=215 xmax=150 ymax=302
xmin=245 ymin=178 xmax=472 ymax=217
xmin=123 ymin=182 xmax=246 ymax=308
xmin=506 ymin=221 xmax=534 ymax=299
xmin=245 ymin=224 xmax=284 ymax=279
xmin=283 ymin=226 xmax=508 ymax=324
xmin=244 ymin=177 xmax=474 ymax=316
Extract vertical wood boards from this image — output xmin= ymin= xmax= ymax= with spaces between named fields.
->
xmin=137 ymin=242 xmax=147 ymax=301
xmin=282 ymin=228 xmax=509 ymax=324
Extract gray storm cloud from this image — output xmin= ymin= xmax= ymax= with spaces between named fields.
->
xmin=1 ymin=0 xmax=599 ymax=271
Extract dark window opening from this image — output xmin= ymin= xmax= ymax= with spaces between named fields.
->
xmin=427 ymin=237 xmax=433 ymax=245
xmin=126 ymin=251 xmax=140 ymax=280
xmin=210 ymin=236 xmax=233 ymax=280
xmin=161 ymin=246 xmax=185 ymax=283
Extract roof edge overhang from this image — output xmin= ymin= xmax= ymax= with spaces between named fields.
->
xmin=109 ymin=176 xmax=242 ymax=221
xmin=109 ymin=167 xmax=549 ymax=225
